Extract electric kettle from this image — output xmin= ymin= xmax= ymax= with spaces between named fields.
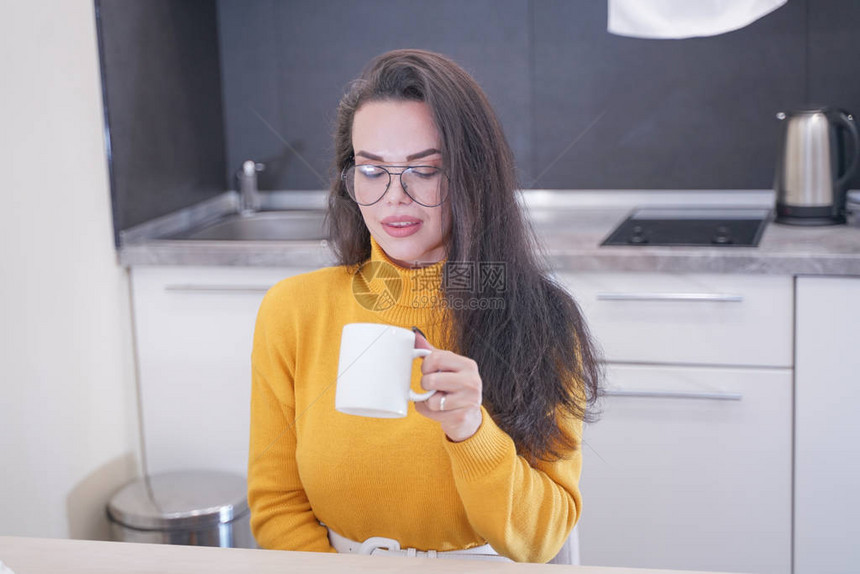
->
xmin=774 ymin=107 xmax=859 ymax=225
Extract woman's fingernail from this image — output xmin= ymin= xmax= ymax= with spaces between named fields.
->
xmin=411 ymin=326 xmax=428 ymax=339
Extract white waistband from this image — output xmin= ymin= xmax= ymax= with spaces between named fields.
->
xmin=326 ymin=528 xmax=512 ymax=562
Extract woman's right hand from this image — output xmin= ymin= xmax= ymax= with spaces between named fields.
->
xmin=413 ymin=331 xmax=484 ymax=443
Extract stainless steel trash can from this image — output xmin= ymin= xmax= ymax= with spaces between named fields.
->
xmin=107 ymin=470 xmax=254 ymax=548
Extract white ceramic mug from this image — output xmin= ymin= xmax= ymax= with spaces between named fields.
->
xmin=335 ymin=323 xmax=434 ymax=418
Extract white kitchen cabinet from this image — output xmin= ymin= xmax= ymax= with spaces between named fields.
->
xmin=578 ymin=363 xmax=792 ymax=574
xmin=130 ymin=266 xmax=311 ymax=476
xmin=558 ymin=272 xmax=794 ymax=574
xmin=794 ymin=276 xmax=860 ymax=574
xmin=562 ymin=273 xmax=794 ymax=367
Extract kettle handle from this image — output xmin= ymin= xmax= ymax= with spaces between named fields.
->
xmin=835 ymin=111 xmax=860 ymax=188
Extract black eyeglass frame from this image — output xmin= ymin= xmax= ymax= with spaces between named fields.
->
xmin=341 ymin=163 xmax=449 ymax=207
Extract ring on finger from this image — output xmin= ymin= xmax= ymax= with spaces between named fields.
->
xmin=439 ymin=395 xmax=447 ymax=412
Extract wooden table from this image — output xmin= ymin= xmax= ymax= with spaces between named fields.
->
xmin=0 ymin=536 xmax=733 ymax=574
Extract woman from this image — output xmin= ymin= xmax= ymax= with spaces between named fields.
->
xmin=247 ymin=49 xmax=602 ymax=563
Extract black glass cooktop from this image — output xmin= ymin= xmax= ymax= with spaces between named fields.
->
xmin=602 ymin=208 xmax=771 ymax=247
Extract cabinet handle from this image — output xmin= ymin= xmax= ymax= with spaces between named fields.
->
xmin=595 ymin=292 xmax=744 ymax=303
xmin=164 ymin=284 xmax=272 ymax=294
xmin=605 ymin=389 xmax=743 ymax=401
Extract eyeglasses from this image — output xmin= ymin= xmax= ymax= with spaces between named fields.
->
xmin=342 ymin=164 xmax=449 ymax=207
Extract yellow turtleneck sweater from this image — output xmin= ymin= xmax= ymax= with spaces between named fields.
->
xmin=247 ymin=238 xmax=582 ymax=563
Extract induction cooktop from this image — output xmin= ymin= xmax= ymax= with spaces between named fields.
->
xmin=601 ymin=208 xmax=771 ymax=247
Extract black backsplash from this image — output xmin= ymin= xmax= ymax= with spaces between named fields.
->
xmin=531 ymin=0 xmax=805 ymax=189
xmin=97 ymin=0 xmax=227 ymax=244
xmin=97 ymin=1 xmax=860 ymax=242
xmin=217 ymin=0 xmax=860 ymax=192
xmin=217 ymin=0 xmax=532 ymax=190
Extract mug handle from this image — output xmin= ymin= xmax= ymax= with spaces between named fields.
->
xmin=836 ymin=110 xmax=860 ymax=188
xmin=408 ymin=348 xmax=435 ymax=402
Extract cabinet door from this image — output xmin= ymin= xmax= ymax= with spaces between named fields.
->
xmin=558 ymin=273 xmax=793 ymax=367
xmin=579 ymin=364 xmax=792 ymax=574
xmin=131 ymin=266 xmax=311 ymax=476
xmin=795 ymin=276 xmax=860 ymax=574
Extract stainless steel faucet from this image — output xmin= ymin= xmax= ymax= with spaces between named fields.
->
xmin=238 ymin=160 xmax=264 ymax=213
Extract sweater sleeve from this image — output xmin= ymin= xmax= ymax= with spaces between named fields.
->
xmin=246 ymin=290 xmax=335 ymax=552
xmin=443 ymin=407 xmax=583 ymax=563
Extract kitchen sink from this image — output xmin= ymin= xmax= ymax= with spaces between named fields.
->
xmin=167 ymin=210 xmax=328 ymax=241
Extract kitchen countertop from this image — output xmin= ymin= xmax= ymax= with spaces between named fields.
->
xmin=0 ymin=536 xmax=740 ymax=574
xmin=118 ymin=190 xmax=860 ymax=276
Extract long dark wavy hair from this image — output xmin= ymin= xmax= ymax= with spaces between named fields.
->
xmin=327 ymin=49 xmax=603 ymax=462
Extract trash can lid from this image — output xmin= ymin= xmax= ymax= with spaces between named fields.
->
xmin=107 ymin=470 xmax=249 ymax=531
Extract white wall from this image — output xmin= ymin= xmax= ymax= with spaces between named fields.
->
xmin=0 ymin=0 xmax=141 ymax=539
